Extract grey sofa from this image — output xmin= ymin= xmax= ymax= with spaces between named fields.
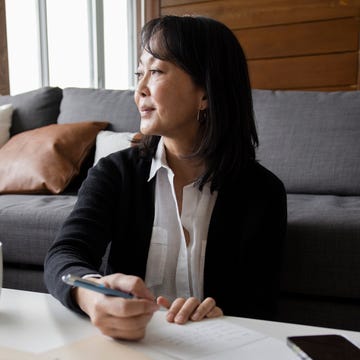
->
xmin=254 ymin=90 xmax=360 ymax=332
xmin=1 ymin=87 xmax=359 ymax=332
xmin=0 ymin=86 xmax=140 ymax=292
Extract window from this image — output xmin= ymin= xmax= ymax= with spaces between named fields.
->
xmin=5 ymin=0 xmax=40 ymax=94
xmin=5 ymin=0 xmax=135 ymax=95
xmin=46 ymin=0 xmax=90 ymax=89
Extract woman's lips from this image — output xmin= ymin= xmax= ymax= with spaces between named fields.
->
xmin=139 ymin=106 xmax=155 ymax=117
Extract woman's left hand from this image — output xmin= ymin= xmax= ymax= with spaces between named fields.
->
xmin=157 ymin=296 xmax=223 ymax=324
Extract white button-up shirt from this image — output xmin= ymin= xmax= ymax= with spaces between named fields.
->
xmin=145 ymin=138 xmax=218 ymax=302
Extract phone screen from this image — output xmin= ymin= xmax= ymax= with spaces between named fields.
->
xmin=287 ymin=334 xmax=360 ymax=360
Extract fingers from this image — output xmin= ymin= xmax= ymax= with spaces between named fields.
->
xmin=205 ymin=305 xmax=224 ymax=319
xmin=105 ymin=296 xmax=159 ymax=316
xmin=74 ymin=273 xmax=158 ymax=340
xmin=163 ymin=297 xmax=223 ymax=324
xmin=75 ymin=272 xmax=223 ymax=339
xmin=103 ymin=273 xmax=155 ymax=301
xmin=167 ymin=297 xmax=199 ymax=324
xmin=86 ymin=293 xmax=158 ymax=340
xmin=156 ymin=296 xmax=171 ymax=309
xmin=192 ymin=297 xmax=223 ymax=320
xmin=92 ymin=311 xmax=154 ymax=340
xmin=87 ymin=293 xmax=158 ymax=340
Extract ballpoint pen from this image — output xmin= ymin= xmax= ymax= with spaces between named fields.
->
xmin=62 ymin=274 xmax=134 ymax=299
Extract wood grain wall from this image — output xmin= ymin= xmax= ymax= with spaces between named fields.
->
xmin=1 ymin=1 xmax=359 ymax=93
xmin=146 ymin=0 xmax=360 ymax=91
xmin=0 ymin=0 xmax=9 ymax=95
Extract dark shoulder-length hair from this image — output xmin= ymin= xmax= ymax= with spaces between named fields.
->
xmin=136 ymin=15 xmax=258 ymax=191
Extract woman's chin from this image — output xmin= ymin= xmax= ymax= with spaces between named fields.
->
xmin=140 ymin=123 xmax=156 ymax=136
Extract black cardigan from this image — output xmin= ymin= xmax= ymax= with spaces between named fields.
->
xmin=44 ymin=145 xmax=287 ymax=321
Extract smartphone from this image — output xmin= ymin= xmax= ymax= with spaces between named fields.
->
xmin=287 ymin=334 xmax=360 ymax=360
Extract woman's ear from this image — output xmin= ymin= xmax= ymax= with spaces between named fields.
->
xmin=200 ymin=94 xmax=208 ymax=110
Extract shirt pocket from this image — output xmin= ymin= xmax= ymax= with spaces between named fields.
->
xmin=145 ymin=226 xmax=168 ymax=288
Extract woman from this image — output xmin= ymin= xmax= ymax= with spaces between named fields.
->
xmin=44 ymin=15 xmax=287 ymax=341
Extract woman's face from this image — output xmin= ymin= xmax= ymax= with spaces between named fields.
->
xmin=134 ymin=50 xmax=207 ymax=141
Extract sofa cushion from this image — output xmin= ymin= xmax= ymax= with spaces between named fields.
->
xmin=0 ymin=121 xmax=108 ymax=194
xmin=58 ymin=87 xmax=141 ymax=132
xmin=253 ymin=90 xmax=360 ymax=195
xmin=3 ymin=266 xmax=48 ymax=293
xmin=0 ymin=87 xmax=62 ymax=136
xmin=281 ymin=194 xmax=360 ymax=299
xmin=0 ymin=103 xmax=13 ymax=147
xmin=0 ymin=194 xmax=77 ymax=266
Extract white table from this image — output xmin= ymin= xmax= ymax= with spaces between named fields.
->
xmin=1 ymin=288 xmax=359 ymax=359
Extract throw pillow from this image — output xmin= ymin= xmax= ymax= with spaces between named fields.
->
xmin=93 ymin=130 xmax=139 ymax=165
xmin=0 ymin=104 xmax=13 ymax=148
xmin=0 ymin=121 xmax=108 ymax=194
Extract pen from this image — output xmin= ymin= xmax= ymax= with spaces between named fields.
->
xmin=61 ymin=274 xmax=134 ymax=299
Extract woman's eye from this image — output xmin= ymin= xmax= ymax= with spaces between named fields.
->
xmin=134 ymin=69 xmax=162 ymax=81
xmin=134 ymin=72 xmax=143 ymax=80
xmin=150 ymin=69 xmax=162 ymax=75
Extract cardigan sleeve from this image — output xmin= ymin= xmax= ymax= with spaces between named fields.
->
xmin=43 ymin=148 xmax=152 ymax=313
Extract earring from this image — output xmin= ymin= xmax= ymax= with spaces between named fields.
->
xmin=197 ymin=109 xmax=207 ymax=123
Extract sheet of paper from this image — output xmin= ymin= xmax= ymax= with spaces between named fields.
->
xmin=37 ymin=335 xmax=152 ymax=360
xmin=143 ymin=316 xmax=299 ymax=360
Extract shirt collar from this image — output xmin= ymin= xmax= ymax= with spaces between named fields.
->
xmin=148 ymin=137 xmax=171 ymax=181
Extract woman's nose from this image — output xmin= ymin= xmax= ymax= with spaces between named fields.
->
xmin=136 ymin=76 xmax=150 ymax=97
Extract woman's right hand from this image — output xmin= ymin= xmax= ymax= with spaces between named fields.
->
xmin=73 ymin=273 xmax=159 ymax=340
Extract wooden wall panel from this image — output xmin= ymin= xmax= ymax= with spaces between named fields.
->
xmin=144 ymin=0 xmax=160 ymax=24
xmin=236 ymin=18 xmax=359 ymax=59
xmin=161 ymin=0 xmax=360 ymax=29
xmin=2 ymin=0 xmax=360 ymax=93
xmin=248 ymin=53 xmax=358 ymax=90
xmin=0 ymin=0 xmax=9 ymax=95
xmin=155 ymin=0 xmax=360 ymax=90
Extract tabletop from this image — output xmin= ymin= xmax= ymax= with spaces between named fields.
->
xmin=0 ymin=288 xmax=359 ymax=359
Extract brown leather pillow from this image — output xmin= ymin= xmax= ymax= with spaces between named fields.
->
xmin=0 ymin=121 xmax=108 ymax=194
